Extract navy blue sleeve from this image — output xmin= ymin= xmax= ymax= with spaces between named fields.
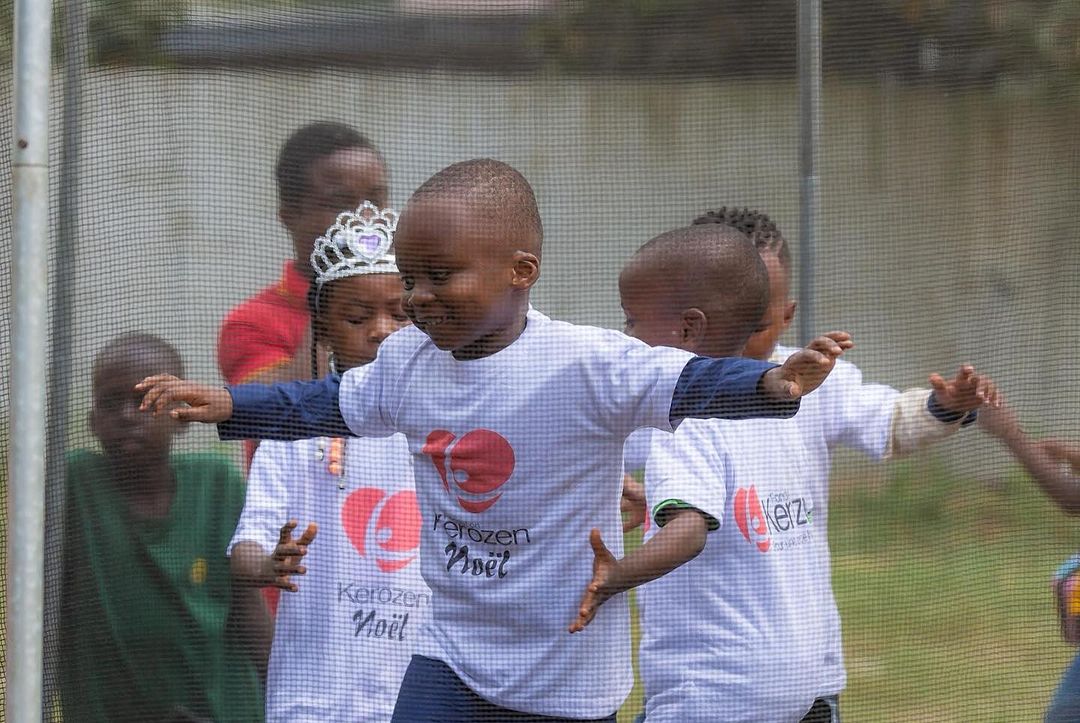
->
xmin=669 ymin=356 xmax=800 ymax=426
xmin=926 ymin=393 xmax=979 ymax=427
xmin=217 ymin=375 xmax=351 ymax=441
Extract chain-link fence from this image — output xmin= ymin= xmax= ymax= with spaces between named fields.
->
xmin=4 ymin=1 xmax=1080 ymax=721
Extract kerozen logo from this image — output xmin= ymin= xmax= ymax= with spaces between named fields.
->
xmin=733 ymin=485 xmax=771 ymax=553
xmin=423 ymin=429 xmax=516 ymax=513
xmin=342 ymin=488 xmax=422 ymax=573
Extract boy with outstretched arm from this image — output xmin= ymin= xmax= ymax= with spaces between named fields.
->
xmin=632 ymin=207 xmax=994 ymax=720
xmin=603 ymin=222 xmax=850 ymax=722
xmin=139 ymin=159 xmax=848 ymax=722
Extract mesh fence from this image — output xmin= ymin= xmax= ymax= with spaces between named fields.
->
xmin=3 ymin=0 xmax=1080 ymax=721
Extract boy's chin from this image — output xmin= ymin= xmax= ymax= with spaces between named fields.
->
xmin=422 ymin=328 xmax=460 ymax=352
xmin=103 ymin=443 xmax=170 ymax=466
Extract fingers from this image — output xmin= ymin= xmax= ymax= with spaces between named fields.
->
xmin=297 ymin=522 xmax=319 ymax=546
xmin=822 ymin=331 xmax=854 ymax=350
xmin=278 ymin=520 xmax=299 ymax=546
xmin=136 ymin=375 xmax=180 ymax=413
xmin=806 ymin=337 xmax=845 ymax=359
xmin=954 ymin=365 xmax=976 ymax=384
xmin=569 ymin=585 xmax=599 ymax=634
xmin=274 ymin=575 xmax=301 ymax=593
xmin=975 ymin=376 xmax=1000 ymax=407
xmin=588 ymin=528 xmax=607 ymax=557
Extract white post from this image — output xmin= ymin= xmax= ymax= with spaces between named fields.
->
xmin=798 ymin=0 xmax=821 ymax=345
xmin=9 ymin=0 xmax=53 ymax=718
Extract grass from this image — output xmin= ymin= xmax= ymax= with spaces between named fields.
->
xmin=2 ymin=453 xmax=1076 ymax=720
xmin=616 ymin=459 xmax=1080 ymax=722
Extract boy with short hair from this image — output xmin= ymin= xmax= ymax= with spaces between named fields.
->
xmin=689 ymin=206 xmax=994 ymax=717
xmin=60 ymin=333 xmax=263 ymax=723
xmin=138 ymin=159 xmax=849 ymax=721
xmin=618 ymin=223 xmax=850 ymax=722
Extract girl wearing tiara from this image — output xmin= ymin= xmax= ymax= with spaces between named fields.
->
xmin=228 ymin=203 xmax=429 ymax=722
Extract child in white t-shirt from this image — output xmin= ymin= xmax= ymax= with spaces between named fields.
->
xmin=620 ymin=222 xmax=852 ymax=722
xmin=138 ymin=160 xmax=851 ymax=722
xmin=701 ymin=207 xmax=997 ymax=715
xmin=622 ymin=207 xmax=995 ymax=721
xmin=227 ymin=203 xmax=429 ymax=722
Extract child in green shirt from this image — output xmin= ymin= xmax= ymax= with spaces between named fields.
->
xmin=60 ymin=332 xmax=264 ymax=722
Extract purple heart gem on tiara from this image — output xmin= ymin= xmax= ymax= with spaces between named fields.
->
xmin=357 ymin=233 xmax=383 ymax=256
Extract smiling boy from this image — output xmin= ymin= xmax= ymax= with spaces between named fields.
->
xmin=138 ymin=160 xmax=849 ymax=721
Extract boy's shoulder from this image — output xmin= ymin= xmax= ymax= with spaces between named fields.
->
xmin=527 ymin=309 xmax=660 ymax=355
xmin=64 ymin=449 xmax=109 ymax=488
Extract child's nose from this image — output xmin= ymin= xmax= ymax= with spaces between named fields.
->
xmin=407 ymin=284 xmax=436 ymax=307
xmin=370 ymin=314 xmax=398 ymax=342
xmin=120 ymin=397 xmax=143 ymax=422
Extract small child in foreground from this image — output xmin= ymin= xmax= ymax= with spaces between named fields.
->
xmin=617 ymin=223 xmax=848 ymax=722
xmin=138 ymin=160 xmax=848 ymax=722
xmin=228 ymin=203 xmax=429 ymax=722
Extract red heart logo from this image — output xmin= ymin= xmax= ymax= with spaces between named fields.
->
xmin=341 ymin=488 xmax=422 ymax=573
xmin=423 ymin=429 xmax=516 ymax=513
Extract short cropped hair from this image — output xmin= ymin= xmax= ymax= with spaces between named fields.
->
xmin=93 ymin=332 xmax=185 ymax=380
xmin=411 ymin=159 xmax=543 ymax=253
xmin=629 ymin=224 xmax=769 ymax=344
xmin=276 ymin=122 xmax=377 ymax=212
xmin=693 ymin=207 xmax=791 ymax=270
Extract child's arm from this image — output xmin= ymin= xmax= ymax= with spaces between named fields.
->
xmin=980 ymin=401 xmax=1080 ymax=515
xmin=137 ymin=374 xmax=350 ymax=440
xmin=1041 ymin=440 xmax=1080 ymax=474
xmin=669 ymin=332 xmax=852 ymax=424
xmin=569 ymin=512 xmax=708 ymax=633
xmin=231 ymin=521 xmax=319 ymax=592
xmin=621 ymin=475 xmax=648 ymax=532
xmin=887 ymin=365 xmax=998 ymax=458
xmin=226 ymin=576 xmax=274 ymax=680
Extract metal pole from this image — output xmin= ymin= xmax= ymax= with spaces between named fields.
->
xmin=42 ymin=0 xmax=87 ymax=712
xmin=9 ymin=0 xmax=53 ymax=717
xmin=797 ymin=0 xmax=821 ymax=345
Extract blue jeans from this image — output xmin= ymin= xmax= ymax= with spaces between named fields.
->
xmin=391 ymin=655 xmax=619 ymax=723
xmin=1046 ymin=651 xmax=1080 ymax=723
xmin=633 ymin=695 xmax=839 ymax=722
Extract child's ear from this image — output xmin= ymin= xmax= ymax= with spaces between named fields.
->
xmin=511 ymin=251 xmax=540 ymax=290
xmin=783 ymin=300 xmax=797 ymax=328
xmin=680 ymin=308 xmax=708 ymax=351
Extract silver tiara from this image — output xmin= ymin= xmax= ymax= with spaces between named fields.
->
xmin=310 ymin=201 xmax=399 ymax=286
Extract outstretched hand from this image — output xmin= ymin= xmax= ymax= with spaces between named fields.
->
xmin=761 ymin=331 xmax=852 ymax=400
xmin=569 ymin=529 xmax=618 ymax=633
xmin=135 ymin=374 xmax=234 ymax=423
xmin=269 ymin=520 xmax=318 ymax=592
xmin=929 ymin=365 xmax=999 ymax=413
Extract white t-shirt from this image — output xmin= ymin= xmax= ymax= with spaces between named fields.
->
xmin=228 ymin=434 xmax=429 ymax=723
xmin=770 ymin=344 xmax=899 ymax=697
xmin=337 ymin=308 xmax=694 ymax=718
xmin=638 ymin=417 xmax=829 ymax=723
